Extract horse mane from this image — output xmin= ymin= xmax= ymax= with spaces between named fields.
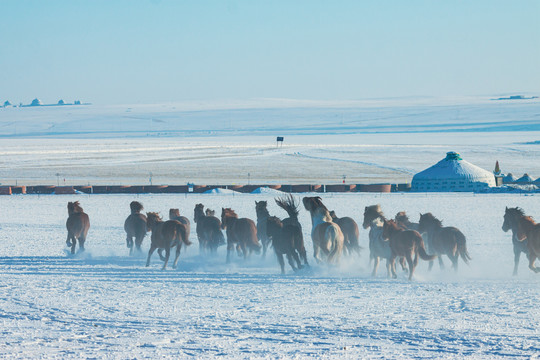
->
xmin=146 ymin=212 xmax=162 ymax=221
xmin=68 ymin=201 xmax=84 ymax=214
xmin=420 ymin=213 xmax=442 ymax=228
xmin=507 ymin=207 xmax=526 ymax=218
xmin=130 ymin=201 xmax=143 ymax=214
xmin=275 ymin=194 xmax=300 ymax=219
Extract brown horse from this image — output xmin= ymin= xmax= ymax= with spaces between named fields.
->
xmin=363 ymin=204 xmax=393 ymax=276
xmin=221 ymin=208 xmax=261 ymax=263
xmin=503 ymin=207 xmax=540 ymax=273
xmin=418 ymin=213 xmax=471 ymax=271
xmin=66 ymin=201 xmax=90 ymax=254
xmin=146 ymin=212 xmax=191 ymax=270
xmin=302 ymin=196 xmax=344 ymax=264
xmin=382 ymin=220 xmax=436 ymax=280
xmin=124 ymin=201 xmax=147 ymax=255
xmin=169 ymin=208 xmax=191 ymax=243
xmin=194 ymin=204 xmax=225 ymax=254
xmin=266 ymin=216 xmax=305 ymax=273
xmin=502 ymin=207 xmax=531 ymax=275
xmin=255 ymin=201 xmax=272 ymax=258
xmin=329 ymin=210 xmax=360 ymax=256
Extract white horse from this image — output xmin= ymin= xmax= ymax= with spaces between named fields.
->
xmin=302 ymin=197 xmax=344 ymax=264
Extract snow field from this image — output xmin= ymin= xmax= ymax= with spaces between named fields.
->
xmin=0 ymin=192 xmax=539 ymax=358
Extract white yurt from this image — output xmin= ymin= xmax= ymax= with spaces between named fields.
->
xmin=411 ymin=152 xmax=496 ymax=192
xmin=515 ymin=173 xmax=535 ymax=184
xmin=503 ymin=173 xmax=517 ymax=184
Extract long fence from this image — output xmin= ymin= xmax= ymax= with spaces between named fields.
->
xmin=0 ymin=183 xmax=412 ymax=195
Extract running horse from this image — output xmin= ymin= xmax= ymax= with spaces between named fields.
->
xmin=193 ymin=204 xmax=225 ymax=254
xmin=329 ymin=210 xmax=361 ymax=256
xmin=502 ymin=207 xmax=540 ymax=273
xmin=363 ymin=204 xmax=394 ymax=277
xmin=382 ymin=219 xmax=436 ymax=280
xmin=146 ymin=212 xmax=191 ymax=270
xmin=255 ymin=201 xmax=272 ymax=258
xmin=274 ymin=194 xmax=309 ymax=268
xmin=418 ymin=212 xmax=471 ymax=271
xmin=221 ymin=208 xmax=261 ymax=263
xmin=169 ymin=208 xmax=191 ymax=243
xmin=124 ymin=201 xmax=147 ymax=255
xmin=302 ymin=196 xmax=344 ymax=264
xmin=66 ymin=201 xmax=90 ymax=254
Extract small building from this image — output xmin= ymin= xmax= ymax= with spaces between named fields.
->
xmin=3 ymin=100 xmax=12 ymax=107
xmin=30 ymin=98 xmax=43 ymax=106
xmin=411 ymin=152 xmax=496 ymax=192
xmin=58 ymin=99 xmax=65 ymax=105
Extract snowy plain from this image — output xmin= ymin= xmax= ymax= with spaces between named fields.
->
xmin=0 ymin=98 xmax=540 ymax=359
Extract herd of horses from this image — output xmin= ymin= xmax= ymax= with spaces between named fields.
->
xmin=65 ymin=197 xmax=540 ymax=277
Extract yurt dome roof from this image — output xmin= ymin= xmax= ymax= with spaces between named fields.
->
xmin=412 ymin=152 xmax=494 ymax=181
xmin=515 ymin=174 xmax=535 ymax=183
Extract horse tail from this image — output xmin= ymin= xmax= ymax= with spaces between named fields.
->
xmin=416 ymin=235 xmax=436 ymax=261
xmin=177 ymin=223 xmax=192 ymax=246
xmin=212 ymin=228 xmax=225 ymax=247
xmin=456 ymin=232 xmax=471 ymax=264
xmin=326 ymin=224 xmax=344 ymax=264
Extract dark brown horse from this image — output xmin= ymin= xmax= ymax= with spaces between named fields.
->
xmin=124 ymin=201 xmax=147 ymax=255
xmin=66 ymin=201 xmax=90 ymax=254
xmin=502 ymin=207 xmax=531 ymax=275
xmin=503 ymin=207 xmax=540 ymax=273
xmin=266 ymin=216 xmax=306 ymax=274
xmin=382 ymin=220 xmax=436 ymax=280
xmin=418 ymin=213 xmax=471 ymax=271
xmin=221 ymin=208 xmax=261 ymax=263
xmin=255 ymin=201 xmax=272 ymax=258
xmin=302 ymin=196 xmax=344 ymax=264
xmin=329 ymin=210 xmax=360 ymax=256
xmin=194 ymin=204 xmax=225 ymax=254
xmin=146 ymin=212 xmax=191 ymax=270
xmin=169 ymin=208 xmax=191 ymax=243
xmin=275 ymin=195 xmax=309 ymax=267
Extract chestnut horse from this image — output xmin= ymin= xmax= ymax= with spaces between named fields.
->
xmin=266 ymin=216 xmax=305 ymax=273
xmin=221 ymin=208 xmax=261 ymax=263
xmin=194 ymin=204 xmax=225 ymax=254
xmin=502 ymin=207 xmax=531 ymax=275
xmin=382 ymin=220 xmax=436 ymax=280
xmin=169 ymin=208 xmax=191 ymax=243
xmin=124 ymin=201 xmax=147 ymax=255
xmin=394 ymin=211 xmax=419 ymax=231
xmin=255 ymin=201 xmax=272 ymax=258
xmin=146 ymin=212 xmax=191 ymax=270
xmin=302 ymin=196 xmax=344 ymax=264
xmin=418 ymin=213 xmax=471 ymax=271
xmin=66 ymin=201 xmax=90 ymax=254
xmin=329 ymin=210 xmax=361 ymax=256
xmin=502 ymin=207 xmax=540 ymax=273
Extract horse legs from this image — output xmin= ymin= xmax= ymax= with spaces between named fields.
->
xmin=390 ymin=257 xmax=398 ymax=279
xmin=276 ymin=251 xmax=285 ymax=274
xmin=161 ymin=247 xmax=171 ymax=270
xmin=291 ymin=250 xmax=303 ymax=270
xmin=406 ymin=254 xmax=415 ymax=281
xmin=158 ymin=249 xmax=166 ymax=261
xmin=172 ymin=245 xmax=182 ymax=269
xmin=428 ymin=259 xmax=434 ymax=271
xmin=286 ymin=253 xmax=298 ymax=272
xmin=313 ymin=244 xmax=322 ymax=264
xmin=450 ymin=254 xmax=459 ymax=272
xmin=226 ymin=241 xmax=234 ymax=264
xmin=386 ymin=258 xmax=393 ymax=278
xmin=146 ymin=246 xmax=156 ymax=267
xmin=371 ymin=256 xmax=380 ymax=277
xmin=262 ymin=238 xmax=269 ymax=259
xmin=513 ymin=248 xmax=521 ymax=276
xmin=299 ymin=247 xmax=309 ymax=267
xmin=438 ymin=256 xmax=445 ymax=270
xmin=78 ymin=235 xmax=86 ymax=253
xmin=399 ymin=257 xmax=408 ymax=272
xmin=71 ymin=238 xmax=77 ymax=254
xmin=66 ymin=233 xmax=72 ymax=247
xmin=528 ymin=253 xmax=540 ymax=273
xmin=135 ymin=235 xmax=144 ymax=252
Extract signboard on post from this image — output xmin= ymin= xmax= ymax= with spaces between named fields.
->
xmin=276 ymin=136 xmax=284 ymax=147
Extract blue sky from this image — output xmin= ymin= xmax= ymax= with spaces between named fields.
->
xmin=1 ymin=0 xmax=539 ymax=105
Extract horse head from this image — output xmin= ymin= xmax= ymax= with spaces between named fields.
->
xmin=503 ymin=207 xmax=525 ymax=233
xmin=67 ymin=201 xmax=83 ymax=215
xmin=205 ymin=208 xmax=215 ymax=217
xmin=255 ymin=201 xmax=269 ymax=216
xmin=418 ymin=212 xmax=441 ymax=233
xmin=146 ymin=212 xmax=161 ymax=230
xmin=169 ymin=208 xmax=180 ymax=220
xmin=130 ymin=201 xmax=143 ymax=214
xmin=194 ymin=204 xmax=205 ymax=223
xmin=394 ymin=211 xmax=409 ymax=226
xmin=363 ymin=205 xmax=383 ymax=229
xmin=382 ymin=219 xmax=399 ymax=239
xmin=221 ymin=208 xmax=237 ymax=229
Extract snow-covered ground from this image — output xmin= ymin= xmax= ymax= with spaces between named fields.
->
xmin=1 ymin=99 xmax=539 ymax=185
xmin=0 ymin=192 xmax=539 ymax=359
